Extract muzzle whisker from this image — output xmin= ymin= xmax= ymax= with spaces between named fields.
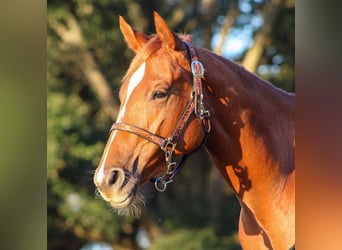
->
xmin=94 ymin=188 xmax=103 ymax=200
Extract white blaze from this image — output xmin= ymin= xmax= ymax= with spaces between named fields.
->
xmin=96 ymin=62 xmax=146 ymax=184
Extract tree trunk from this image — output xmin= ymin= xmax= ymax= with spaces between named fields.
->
xmin=201 ymin=0 xmax=216 ymax=49
xmin=213 ymin=0 xmax=239 ymax=55
xmin=50 ymin=14 xmax=119 ymax=120
xmin=241 ymin=0 xmax=284 ymax=73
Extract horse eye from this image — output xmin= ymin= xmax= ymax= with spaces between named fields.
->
xmin=152 ymin=90 xmax=168 ymax=100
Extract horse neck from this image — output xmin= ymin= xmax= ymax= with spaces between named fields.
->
xmin=198 ymin=48 xmax=295 ymax=201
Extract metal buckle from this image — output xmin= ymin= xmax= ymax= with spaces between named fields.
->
xmin=192 ymin=90 xmax=210 ymax=120
xmin=161 ymin=139 xmax=177 ymax=152
xmin=191 ymin=60 xmax=204 ymax=78
xmin=155 ymin=138 xmax=178 ymax=192
xmin=166 ymin=161 xmax=177 ymax=174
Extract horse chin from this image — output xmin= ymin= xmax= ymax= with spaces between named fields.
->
xmin=110 ymin=189 xmax=145 ymax=218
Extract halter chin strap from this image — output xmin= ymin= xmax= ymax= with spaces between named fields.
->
xmin=110 ymin=41 xmax=211 ymax=192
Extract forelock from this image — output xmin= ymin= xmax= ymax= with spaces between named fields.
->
xmin=123 ymin=36 xmax=161 ymax=81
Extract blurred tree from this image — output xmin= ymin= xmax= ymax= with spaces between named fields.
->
xmin=47 ymin=0 xmax=294 ymax=249
xmin=212 ymin=0 xmax=294 ymax=91
xmin=48 ymin=1 xmax=139 ymax=249
xmin=241 ymin=0 xmax=285 ymax=73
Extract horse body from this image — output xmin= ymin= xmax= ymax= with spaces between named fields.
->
xmin=198 ymin=48 xmax=295 ymax=248
xmin=94 ymin=12 xmax=295 ymax=249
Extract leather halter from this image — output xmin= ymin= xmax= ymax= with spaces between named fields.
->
xmin=110 ymin=41 xmax=211 ymax=192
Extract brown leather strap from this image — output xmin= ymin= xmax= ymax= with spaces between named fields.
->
xmin=110 ymin=123 xmax=167 ymax=148
xmin=184 ymin=41 xmax=211 ymax=132
xmin=168 ymin=100 xmax=194 ymax=142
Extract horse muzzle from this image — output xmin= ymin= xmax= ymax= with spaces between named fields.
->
xmin=94 ymin=167 xmax=138 ymax=208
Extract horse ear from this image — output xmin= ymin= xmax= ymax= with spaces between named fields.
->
xmin=119 ymin=16 xmax=149 ymax=53
xmin=154 ymin=12 xmax=183 ymax=51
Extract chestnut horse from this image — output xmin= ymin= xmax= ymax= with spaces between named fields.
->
xmin=94 ymin=12 xmax=295 ymax=249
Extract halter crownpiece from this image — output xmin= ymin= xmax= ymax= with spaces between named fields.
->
xmin=185 ymin=41 xmax=211 ymax=133
xmin=110 ymin=41 xmax=211 ymax=192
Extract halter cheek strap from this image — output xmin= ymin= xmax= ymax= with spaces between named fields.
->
xmin=184 ymin=41 xmax=211 ymax=132
xmin=110 ymin=41 xmax=211 ymax=192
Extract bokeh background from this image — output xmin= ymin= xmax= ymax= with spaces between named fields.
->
xmin=47 ymin=0 xmax=294 ymax=249
xmin=3 ymin=1 xmax=342 ymax=250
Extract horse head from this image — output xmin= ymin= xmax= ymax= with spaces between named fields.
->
xmin=93 ymin=12 xmax=209 ymax=217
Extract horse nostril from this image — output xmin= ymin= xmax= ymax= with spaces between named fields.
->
xmin=102 ymin=167 xmax=125 ymax=189
xmin=109 ymin=170 xmax=120 ymax=186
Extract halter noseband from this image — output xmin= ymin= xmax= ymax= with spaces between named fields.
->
xmin=110 ymin=41 xmax=211 ymax=192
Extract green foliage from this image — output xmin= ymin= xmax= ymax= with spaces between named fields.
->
xmin=47 ymin=2 xmax=128 ymax=248
xmin=150 ymin=227 xmax=241 ymax=250
xmin=260 ymin=5 xmax=295 ymax=92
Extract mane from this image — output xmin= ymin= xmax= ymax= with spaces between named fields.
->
xmin=197 ymin=46 xmax=295 ymax=99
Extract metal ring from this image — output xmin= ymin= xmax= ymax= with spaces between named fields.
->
xmin=154 ymin=177 xmax=173 ymax=192
xmin=191 ymin=60 xmax=204 ymax=78
xmin=154 ymin=177 xmax=167 ymax=192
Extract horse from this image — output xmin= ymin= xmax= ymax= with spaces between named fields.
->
xmin=93 ymin=12 xmax=295 ymax=249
